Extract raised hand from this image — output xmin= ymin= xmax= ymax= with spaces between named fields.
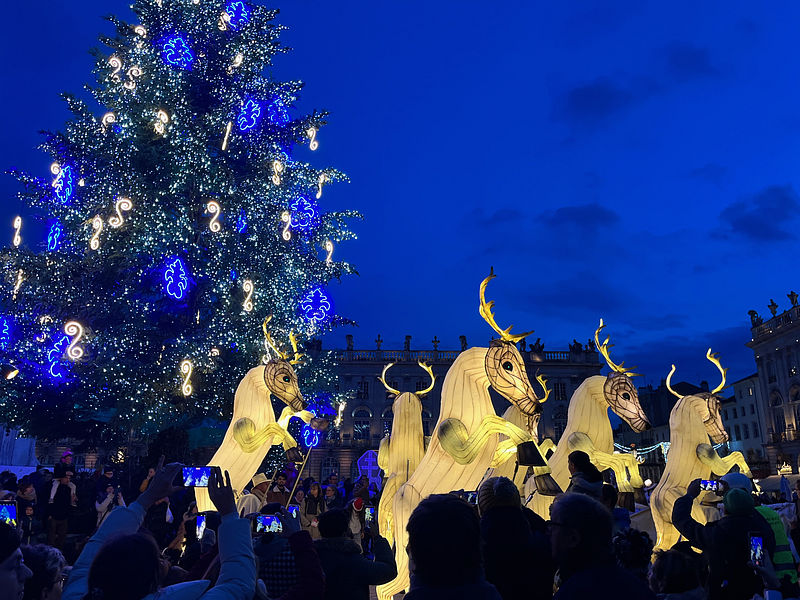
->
xmin=138 ymin=456 xmax=183 ymax=509
xmin=208 ymin=466 xmax=236 ymax=516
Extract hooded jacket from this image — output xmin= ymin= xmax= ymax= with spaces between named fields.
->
xmin=313 ymin=535 xmax=396 ymax=600
xmin=565 ymin=472 xmax=604 ymax=499
xmin=62 ymin=500 xmax=256 ymax=600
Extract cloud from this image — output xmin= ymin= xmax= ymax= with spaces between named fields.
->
xmin=539 ymin=202 xmax=621 ymax=232
xmin=662 ymin=43 xmax=718 ymax=83
xmin=716 ymin=185 xmax=800 ymax=242
xmin=459 ymin=207 xmax=527 ymax=230
xmin=520 ymin=270 xmax=633 ymax=317
xmin=688 ymin=163 xmax=727 ymax=186
xmin=552 ymin=78 xmax=635 ymax=128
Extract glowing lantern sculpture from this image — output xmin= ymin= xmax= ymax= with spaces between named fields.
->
xmin=377 ymin=270 xmax=555 ymax=600
xmin=650 ymin=350 xmax=751 ymax=552
xmin=529 ymin=319 xmax=651 ymax=519
xmin=375 ymin=361 xmax=434 ymax=546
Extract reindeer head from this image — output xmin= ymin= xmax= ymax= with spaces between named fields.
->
xmin=378 ymin=361 xmax=435 ymax=415
xmin=262 ymin=317 xmax=306 ymax=413
xmin=479 ymin=269 xmax=550 ymax=424
xmin=594 ymin=319 xmax=651 ymax=432
xmin=667 ymin=349 xmax=729 ymax=444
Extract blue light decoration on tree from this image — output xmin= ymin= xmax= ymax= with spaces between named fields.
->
xmin=0 ymin=317 xmax=10 ymax=350
xmin=53 ymin=166 xmax=74 ymax=204
xmin=162 ymin=36 xmax=194 ymax=69
xmin=236 ymin=209 xmax=247 ymax=233
xmin=163 ymin=258 xmax=189 ymax=300
xmin=289 ymin=196 xmax=318 ymax=232
xmin=47 ymin=334 xmax=70 ymax=381
xmin=237 ymin=99 xmax=262 ymax=131
xmin=299 ymin=287 xmax=332 ymax=324
xmin=302 ymin=423 xmax=320 ymax=448
xmin=46 ymin=222 xmax=62 ymax=251
xmin=225 ymin=1 xmax=251 ymax=30
xmin=266 ymin=97 xmax=290 ymax=126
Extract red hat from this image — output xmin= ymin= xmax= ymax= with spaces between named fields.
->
xmin=353 ymin=497 xmax=364 ymax=511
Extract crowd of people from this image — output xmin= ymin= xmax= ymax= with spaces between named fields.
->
xmin=2 ymin=449 xmax=800 ymax=599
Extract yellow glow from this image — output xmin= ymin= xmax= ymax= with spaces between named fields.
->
xmin=218 ymin=12 xmax=230 ymax=30
xmin=221 ymin=121 xmax=232 ymax=150
xmin=134 ymin=25 xmax=147 ymax=37
xmin=154 ymin=110 xmax=169 ymax=135
xmin=101 ymin=112 xmax=116 ymax=129
xmin=64 ymin=321 xmax=85 ymax=360
xmin=12 ymin=269 xmax=23 ymax=300
xmin=228 ymin=53 xmax=243 ymax=74
xmin=12 ymin=216 xmax=21 ymax=247
xmin=243 ymin=279 xmax=254 ymax=312
xmin=306 ymin=126 xmax=319 ymax=151
xmin=335 ymin=402 xmax=345 ymax=428
xmin=706 ymin=349 xmax=728 ymax=395
xmin=109 ymin=56 xmax=122 ymax=81
xmin=324 ymin=240 xmax=333 ymax=265
xmin=594 ymin=319 xmax=638 ymax=376
xmin=210 ymin=347 xmax=220 ymax=357
xmin=78 ymin=178 xmax=85 ymax=186
xmin=180 ymin=359 xmax=193 ymax=396
xmin=50 ymin=163 xmax=61 ymax=176
xmin=281 ymin=211 xmax=292 ymax=241
xmin=207 ymin=201 xmax=222 ymax=232
xmin=479 ymin=269 xmax=534 ymax=343
xmin=272 ymin=160 xmax=284 ymax=185
xmin=108 ymin=198 xmax=132 ymax=228
xmin=89 ymin=215 xmax=103 ymax=250
xmin=123 ymin=66 xmax=142 ymax=90
xmin=316 ymin=173 xmax=328 ymax=199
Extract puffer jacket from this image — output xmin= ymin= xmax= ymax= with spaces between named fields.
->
xmin=62 ymin=500 xmax=256 ymax=600
xmin=565 ymin=472 xmax=604 ymax=499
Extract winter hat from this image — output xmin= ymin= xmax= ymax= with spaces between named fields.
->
xmin=721 ymin=472 xmax=753 ymax=492
xmin=477 ymin=476 xmax=520 ymax=516
xmin=251 ymin=473 xmax=268 ymax=487
xmin=0 ymin=521 xmax=20 ymax=564
xmin=353 ymin=497 xmax=364 ymax=511
xmin=723 ymin=488 xmax=755 ymax=516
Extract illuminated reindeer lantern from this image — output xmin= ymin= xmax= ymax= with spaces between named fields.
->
xmin=650 ymin=349 xmax=751 ymax=552
xmin=529 ymin=320 xmax=651 ymax=519
xmin=375 ymin=361 xmax=434 ymax=544
xmin=196 ymin=319 xmax=323 ymax=512
xmin=377 ymin=270 xmax=556 ymax=600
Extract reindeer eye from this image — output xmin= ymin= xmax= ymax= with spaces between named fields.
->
xmin=502 ymin=361 xmax=513 ymax=372
xmin=622 ymin=392 xmax=631 ymax=401
xmin=282 ymin=376 xmax=291 ymax=383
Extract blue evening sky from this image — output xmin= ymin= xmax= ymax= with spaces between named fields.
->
xmin=1 ymin=1 xmax=798 ymax=387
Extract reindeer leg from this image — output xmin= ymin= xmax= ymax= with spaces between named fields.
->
xmin=377 ymin=482 xmax=422 ymax=600
xmin=539 ymin=438 xmax=557 ymax=460
xmin=696 ymin=444 xmax=752 ymax=477
xmin=438 ymin=415 xmax=531 ymax=464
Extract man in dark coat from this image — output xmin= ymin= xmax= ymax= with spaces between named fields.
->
xmin=673 ymin=478 xmax=776 ymax=600
xmin=313 ymin=508 xmax=396 ymax=600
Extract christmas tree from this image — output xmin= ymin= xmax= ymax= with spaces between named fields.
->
xmin=0 ymin=0 xmax=358 ymax=448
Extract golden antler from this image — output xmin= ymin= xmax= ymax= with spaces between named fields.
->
xmin=665 ymin=364 xmax=681 ymax=399
xmin=594 ymin=318 xmax=637 ymax=376
xmin=416 ymin=361 xmax=436 ymax=397
xmin=535 ymin=372 xmax=551 ymax=403
xmin=288 ymin=331 xmax=304 ymax=365
xmin=706 ymin=348 xmax=727 ymax=395
xmin=479 ymin=268 xmax=533 ymax=343
xmin=262 ymin=316 xmax=288 ymax=360
xmin=378 ymin=363 xmax=401 ymax=396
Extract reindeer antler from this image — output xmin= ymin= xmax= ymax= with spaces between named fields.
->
xmin=479 ymin=268 xmax=533 ymax=343
xmin=594 ymin=318 xmax=638 ymax=376
xmin=535 ymin=372 xmax=551 ymax=403
xmin=665 ymin=364 xmax=682 ymax=398
xmin=262 ymin=315 xmax=288 ymax=361
xmin=288 ymin=331 xmax=304 ymax=365
xmin=706 ymin=348 xmax=727 ymax=395
xmin=377 ymin=363 xmax=401 ymax=396
xmin=416 ymin=361 xmax=436 ymax=397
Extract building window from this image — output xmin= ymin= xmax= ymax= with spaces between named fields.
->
xmin=750 ymin=404 xmax=755 ymax=415
xmin=421 ymin=410 xmax=432 ymax=436
xmin=553 ymin=405 xmax=568 ymax=442
xmin=321 ymin=456 xmax=340 ymax=483
xmin=768 ymin=361 xmax=777 ymax=384
xmin=381 ymin=408 xmax=393 ymax=435
xmin=723 ymin=410 xmax=728 ymax=421
xmin=353 ymin=408 xmax=371 ymax=440
xmin=738 ymin=389 xmax=743 ymax=399
xmin=775 ymin=410 xmax=787 ymax=435
xmin=734 ymin=425 xmax=741 ymax=441
xmin=357 ymin=380 xmax=369 ymax=400
xmin=554 ymin=383 xmax=567 ymax=402
xmin=732 ymin=408 xmax=737 ymax=419
xmin=771 ymin=391 xmax=784 ymax=407
xmin=752 ymin=422 xmax=759 ymax=438
xmin=790 ymin=385 xmax=800 ymax=404
xmin=742 ymin=424 xmax=749 ymax=439
xmin=386 ymin=381 xmax=399 ymax=400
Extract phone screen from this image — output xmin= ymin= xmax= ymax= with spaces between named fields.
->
xmin=0 ymin=502 xmax=16 ymax=527
xmin=700 ymin=480 xmax=719 ymax=493
xmin=365 ymin=506 xmax=375 ymax=527
xmin=183 ymin=467 xmax=210 ymax=487
xmin=196 ymin=515 xmax=206 ymax=541
xmin=254 ymin=515 xmax=282 ymax=534
xmin=750 ymin=535 xmax=764 ymax=567
xmin=465 ymin=491 xmax=478 ymax=505
xmin=287 ymin=504 xmax=300 ymax=518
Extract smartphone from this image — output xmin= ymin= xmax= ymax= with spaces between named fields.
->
xmin=196 ymin=515 xmax=206 ymax=541
xmin=465 ymin=491 xmax=478 ymax=505
xmin=700 ymin=480 xmax=720 ymax=493
xmin=750 ymin=534 xmax=764 ymax=567
xmin=183 ymin=467 xmax=211 ymax=487
xmin=365 ymin=506 xmax=376 ymax=527
xmin=0 ymin=501 xmax=16 ymax=527
xmin=287 ymin=504 xmax=300 ymax=519
xmin=254 ymin=515 xmax=282 ymax=534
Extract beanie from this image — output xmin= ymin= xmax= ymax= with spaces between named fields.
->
xmin=353 ymin=497 xmax=364 ymax=511
xmin=0 ymin=521 xmax=20 ymax=564
xmin=721 ymin=472 xmax=752 ymax=492
xmin=477 ymin=476 xmax=520 ymax=516
xmin=723 ymin=488 xmax=755 ymax=516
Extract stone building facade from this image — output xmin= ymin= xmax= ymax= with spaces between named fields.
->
xmin=306 ymin=334 xmax=603 ymax=483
